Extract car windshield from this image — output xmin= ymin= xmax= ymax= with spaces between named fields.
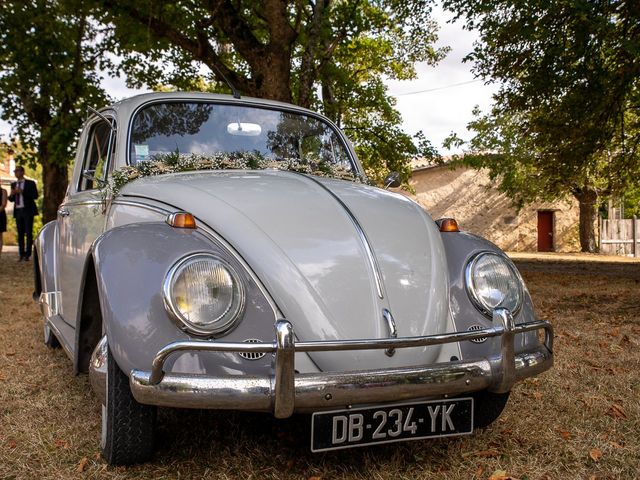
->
xmin=129 ymin=101 xmax=360 ymax=180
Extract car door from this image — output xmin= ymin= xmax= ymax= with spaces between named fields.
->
xmin=56 ymin=115 xmax=116 ymax=327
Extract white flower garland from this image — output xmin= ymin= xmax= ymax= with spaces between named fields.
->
xmin=105 ymin=151 xmax=366 ymax=198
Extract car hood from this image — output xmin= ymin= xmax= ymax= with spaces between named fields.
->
xmin=122 ymin=170 xmax=449 ymax=371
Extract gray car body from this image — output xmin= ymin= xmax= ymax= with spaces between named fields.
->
xmin=35 ymin=92 xmax=539 ymax=387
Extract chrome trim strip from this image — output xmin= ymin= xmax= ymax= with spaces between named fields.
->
xmin=382 ymin=309 xmax=397 ymax=357
xmin=298 ymin=173 xmax=385 ymax=299
xmin=59 ymin=200 xmax=103 ymax=208
xmin=110 ymin=198 xmax=172 ymax=215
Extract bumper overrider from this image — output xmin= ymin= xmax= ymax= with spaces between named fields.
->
xmin=105 ymin=309 xmax=553 ymax=417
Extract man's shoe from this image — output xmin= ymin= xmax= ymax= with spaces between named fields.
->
xmin=17 ymin=257 xmax=24 ymax=262
xmin=23 ymin=257 xmax=30 ymax=262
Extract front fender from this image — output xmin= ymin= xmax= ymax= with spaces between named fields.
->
xmin=442 ymin=232 xmax=540 ymax=360
xmin=91 ymin=222 xmax=277 ymax=378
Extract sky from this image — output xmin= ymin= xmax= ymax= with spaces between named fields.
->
xmin=387 ymin=5 xmax=499 ymax=154
xmin=0 ymin=4 xmax=497 ymax=155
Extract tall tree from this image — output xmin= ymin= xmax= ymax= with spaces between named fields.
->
xmin=0 ymin=0 xmax=108 ymax=222
xmin=443 ymin=0 xmax=640 ymax=252
xmin=96 ymin=0 xmax=445 ymax=183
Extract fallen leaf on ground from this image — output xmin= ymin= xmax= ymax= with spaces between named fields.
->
xmin=475 ymin=465 xmax=484 ymax=477
xmin=619 ymin=335 xmax=633 ymax=347
xmin=77 ymin=457 xmax=88 ymax=472
xmin=308 ymin=476 xmax=322 ymax=480
xmin=561 ymin=331 xmax=579 ymax=340
xmin=464 ymin=449 xmax=500 ymax=458
xmin=606 ymin=404 xmax=627 ymax=419
xmin=556 ymin=429 xmax=571 ymax=440
xmin=5 ymin=351 xmax=16 ymax=356
xmin=489 ymin=470 xmax=517 ymax=480
xmin=54 ymin=439 xmax=69 ymax=449
xmin=589 ymin=448 xmax=602 ymax=462
xmin=6 ymin=439 xmax=17 ymax=449
xmin=608 ymin=441 xmax=624 ymax=449
xmin=606 ymin=327 xmax=620 ymax=337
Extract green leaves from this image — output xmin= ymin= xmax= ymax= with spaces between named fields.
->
xmin=95 ymin=0 xmax=445 ymax=187
xmin=0 ymin=0 xmax=110 ymax=220
xmin=443 ymin=0 xmax=640 ymax=250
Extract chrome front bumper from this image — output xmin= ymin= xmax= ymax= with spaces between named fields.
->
xmin=128 ymin=309 xmax=553 ymax=418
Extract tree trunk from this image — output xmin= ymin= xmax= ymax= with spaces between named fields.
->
xmin=40 ymin=142 xmax=68 ymax=223
xmin=297 ymin=0 xmax=326 ymax=108
xmin=253 ymin=52 xmax=293 ymax=103
xmin=574 ymin=189 xmax=598 ymax=253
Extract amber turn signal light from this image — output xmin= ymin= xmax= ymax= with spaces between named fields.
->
xmin=438 ymin=218 xmax=460 ymax=232
xmin=166 ymin=212 xmax=197 ymax=229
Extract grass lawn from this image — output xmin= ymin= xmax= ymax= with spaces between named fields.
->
xmin=0 ymin=253 xmax=638 ymax=479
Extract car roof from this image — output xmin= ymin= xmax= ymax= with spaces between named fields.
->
xmin=100 ymin=91 xmax=319 ymax=119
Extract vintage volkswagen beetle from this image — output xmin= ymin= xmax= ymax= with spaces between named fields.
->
xmin=35 ymin=92 xmax=553 ymax=465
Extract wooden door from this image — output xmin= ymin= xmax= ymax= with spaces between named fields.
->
xmin=537 ymin=211 xmax=554 ymax=252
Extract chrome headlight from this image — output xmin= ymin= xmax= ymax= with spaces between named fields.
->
xmin=163 ymin=253 xmax=245 ymax=336
xmin=465 ymin=252 xmax=523 ymax=316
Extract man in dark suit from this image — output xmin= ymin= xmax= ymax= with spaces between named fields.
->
xmin=9 ymin=166 xmax=39 ymax=261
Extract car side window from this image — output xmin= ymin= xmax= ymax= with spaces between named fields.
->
xmin=79 ymin=119 xmax=115 ymax=191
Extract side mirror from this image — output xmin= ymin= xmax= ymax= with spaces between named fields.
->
xmin=383 ymin=171 xmax=401 ymax=189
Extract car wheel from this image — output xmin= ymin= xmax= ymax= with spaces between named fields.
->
xmin=101 ymin=346 xmax=156 ymax=465
xmin=43 ymin=322 xmax=61 ymax=349
xmin=471 ymin=390 xmax=510 ymax=429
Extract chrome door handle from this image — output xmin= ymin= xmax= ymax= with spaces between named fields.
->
xmin=58 ymin=208 xmax=70 ymax=217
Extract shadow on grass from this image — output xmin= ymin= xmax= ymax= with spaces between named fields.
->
xmin=153 ymin=407 xmax=461 ymax=472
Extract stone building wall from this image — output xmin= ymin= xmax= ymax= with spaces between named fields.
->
xmin=409 ymin=165 xmax=580 ymax=252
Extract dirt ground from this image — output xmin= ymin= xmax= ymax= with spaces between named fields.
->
xmin=0 ymin=252 xmax=638 ymax=479
xmin=509 ymin=252 xmax=640 ymax=280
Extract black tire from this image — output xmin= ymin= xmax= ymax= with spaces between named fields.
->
xmin=471 ymin=390 xmax=510 ymax=429
xmin=101 ymin=347 xmax=156 ymax=465
xmin=43 ymin=323 xmax=61 ymax=349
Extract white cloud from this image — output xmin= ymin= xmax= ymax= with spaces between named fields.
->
xmin=387 ymin=4 xmax=497 ymax=154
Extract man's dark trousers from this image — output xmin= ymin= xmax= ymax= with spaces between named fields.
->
xmin=15 ymin=208 xmax=34 ymax=259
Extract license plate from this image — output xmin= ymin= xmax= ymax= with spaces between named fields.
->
xmin=311 ymin=398 xmax=473 ymax=452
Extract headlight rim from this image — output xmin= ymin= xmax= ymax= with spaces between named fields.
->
xmin=465 ymin=251 xmax=524 ymax=318
xmin=163 ymin=251 xmax=246 ymax=338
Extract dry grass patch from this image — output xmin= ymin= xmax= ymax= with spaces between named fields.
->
xmin=0 ymin=254 xmax=639 ymax=479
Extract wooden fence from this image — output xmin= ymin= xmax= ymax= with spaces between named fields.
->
xmin=600 ymin=216 xmax=639 ymax=257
